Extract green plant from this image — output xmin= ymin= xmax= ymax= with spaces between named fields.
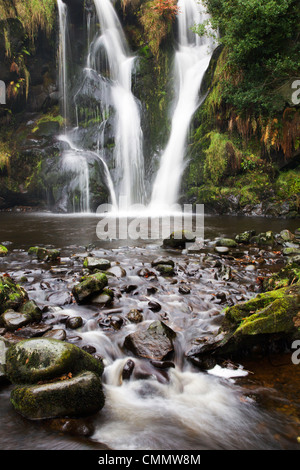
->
xmin=0 ymin=0 xmax=57 ymax=42
xmin=139 ymin=0 xmax=178 ymax=58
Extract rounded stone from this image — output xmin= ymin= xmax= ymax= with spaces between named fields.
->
xmin=10 ymin=371 xmax=105 ymax=419
xmin=5 ymin=338 xmax=104 ymax=384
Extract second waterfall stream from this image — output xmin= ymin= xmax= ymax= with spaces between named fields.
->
xmin=150 ymin=0 xmax=215 ymax=211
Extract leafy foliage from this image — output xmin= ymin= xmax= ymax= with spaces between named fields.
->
xmin=198 ymin=0 xmax=300 ymax=115
xmin=0 ymin=0 xmax=57 ymax=42
xmin=139 ymin=0 xmax=178 ymax=58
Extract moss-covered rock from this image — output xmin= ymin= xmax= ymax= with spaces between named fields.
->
xmin=18 ymin=299 xmax=42 ymax=322
xmin=0 ymin=337 xmax=9 ymax=384
xmin=72 ymin=272 xmax=108 ymax=303
xmin=187 ymin=282 xmax=300 ymax=362
xmin=155 ymin=264 xmax=175 ymax=276
xmin=5 ymin=338 xmax=104 ymax=384
xmin=235 ymin=231 xmax=256 ymax=244
xmin=0 ymin=245 xmax=8 ymax=257
xmin=0 ymin=274 xmax=28 ymax=314
xmin=163 ymin=230 xmax=196 ymax=248
xmin=10 ymin=371 xmax=105 ymax=420
xmin=216 ymin=238 xmax=237 ymax=248
xmin=28 ymin=246 xmax=61 ymax=262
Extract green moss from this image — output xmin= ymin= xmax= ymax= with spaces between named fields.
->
xmin=223 ymin=286 xmax=288 ymax=326
xmin=5 ymin=338 xmax=104 ymax=384
xmin=0 ymin=274 xmax=28 ymax=314
xmin=31 ymin=110 xmax=65 ymax=134
xmin=0 ymin=0 xmax=57 ymax=43
xmin=28 ymin=246 xmax=60 ymax=262
xmin=10 ymin=371 xmax=105 ymax=419
xmin=234 ymin=296 xmax=298 ymax=336
xmin=0 ymin=245 xmax=8 ymax=257
xmin=275 ymin=170 xmax=300 ymax=201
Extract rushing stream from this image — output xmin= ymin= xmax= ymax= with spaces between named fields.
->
xmin=0 ymin=212 xmax=299 ymax=450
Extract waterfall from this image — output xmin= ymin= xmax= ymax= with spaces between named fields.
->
xmin=56 ymin=0 xmax=215 ymax=214
xmin=150 ymin=0 xmax=215 ymax=211
xmin=91 ymin=0 xmax=146 ymax=208
xmin=56 ymin=0 xmax=118 ymax=213
xmin=57 ymin=0 xmax=68 ymax=128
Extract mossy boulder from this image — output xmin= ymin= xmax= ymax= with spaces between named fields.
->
xmin=282 ymin=247 xmax=300 ymax=256
xmin=263 ymin=264 xmax=300 ymax=291
xmin=235 ymin=231 xmax=256 ymax=244
xmin=279 ymin=229 xmax=297 ymax=243
xmin=0 ymin=274 xmax=28 ymax=314
xmin=28 ymin=246 xmax=61 ymax=262
xmin=10 ymin=371 xmax=104 ymax=420
xmin=162 ymin=230 xmax=196 ymax=249
xmin=5 ymin=338 xmax=104 ymax=384
xmin=216 ymin=238 xmax=237 ymax=248
xmin=0 ymin=245 xmax=8 ymax=257
xmin=72 ymin=272 xmax=108 ymax=303
xmin=251 ymin=231 xmax=275 ymax=247
xmin=154 ymin=264 xmax=175 ymax=276
xmin=187 ymin=283 xmax=300 ymax=361
xmin=18 ymin=300 xmax=42 ymax=322
xmin=0 ymin=337 xmax=9 ymax=384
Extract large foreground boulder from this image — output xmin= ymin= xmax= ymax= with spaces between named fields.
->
xmin=10 ymin=371 xmax=104 ymax=419
xmin=5 ymin=338 xmax=104 ymax=384
xmin=5 ymin=338 xmax=106 ymax=420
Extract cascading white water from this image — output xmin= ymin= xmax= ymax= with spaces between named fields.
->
xmin=57 ymin=0 xmax=68 ymax=128
xmin=56 ymin=0 xmax=118 ymax=212
xmin=150 ymin=0 xmax=215 ymax=211
xmin=91 ymin=0 xmax=146 ymax=208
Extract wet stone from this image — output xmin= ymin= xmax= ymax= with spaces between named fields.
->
xmin=151 ymin=257 xmax=175 ymax=268
xmin=148 ymin=300 xmax=161 ymax=312
xmin=106 ymin=266 xmax=126 ymax=278
xmin=66 ymin=316 xmax=83 ymax=330
xmin=83 ymin=257 xmax=111 ymax=271
xmin=1 ymin=310 xmax=31 ymax=331
xmin=14 ymin=323 xmax=52 ymax=338
xmin=178 ymin=285 xmax=191 ymax=295
xmin=43 ymin=329 xmax=67 ymax=341
xmin=124 ymin=320 xmax=176 ymax=361
xmin=155 ymin=264 xmax=174 ymax=276
xmin=122 ymin=359 xmax=135 ymax=381
xmin=126 ymin=309 xmax=143 ymax=323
